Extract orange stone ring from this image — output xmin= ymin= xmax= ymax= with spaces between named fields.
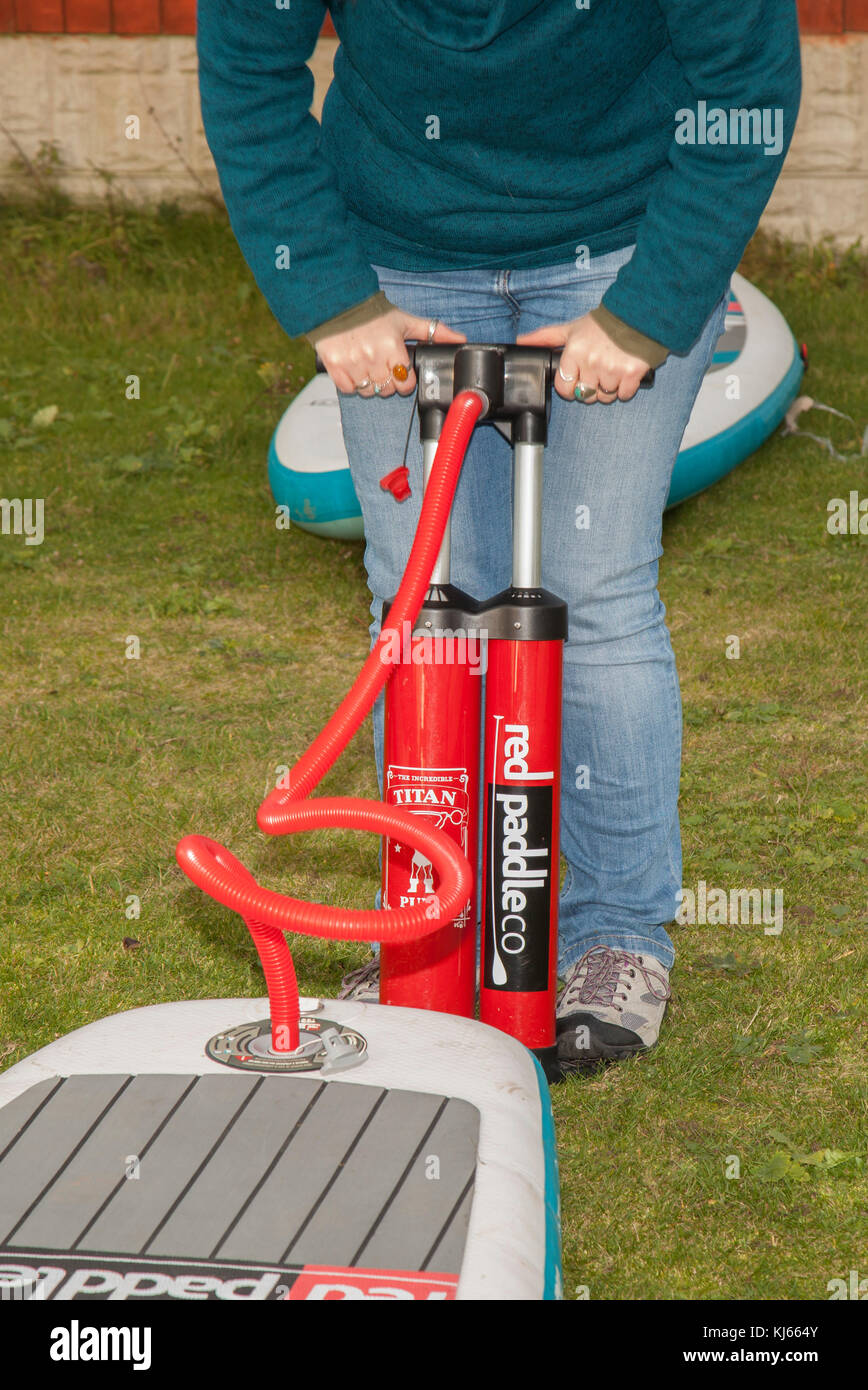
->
xmin=391 ymin=362 xmax=409 ymax=382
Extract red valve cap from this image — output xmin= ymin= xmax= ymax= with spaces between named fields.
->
xmin=380 ymin=465 xmax=411 ymax=501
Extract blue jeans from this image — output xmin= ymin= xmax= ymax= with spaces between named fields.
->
xmin=336 ymin=246 xmax=728 ymax=974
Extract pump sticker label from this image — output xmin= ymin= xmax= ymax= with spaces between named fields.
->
xmin=484 ymin=718 xmax=553 ymax=992
xmin=484 ymin=783 xmax=552 ymax=991
xmin=383 ymin=765 xmax=470 ymax=927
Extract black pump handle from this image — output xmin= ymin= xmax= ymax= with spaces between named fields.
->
xmin=314 ymin=343 xmax=654 ymax=390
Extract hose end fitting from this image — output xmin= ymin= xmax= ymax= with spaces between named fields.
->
xmin=453 ymin=345 xmax=504 ymax=417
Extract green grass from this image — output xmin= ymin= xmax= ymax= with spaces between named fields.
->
xmin=1 ymin=200 xmax=866 ymax=1300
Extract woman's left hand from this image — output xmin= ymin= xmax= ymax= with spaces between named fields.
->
xmin=516 ymin=313 xmax=651 ymax=403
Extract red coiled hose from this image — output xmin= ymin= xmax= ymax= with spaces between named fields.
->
xmin=177 ymin=389 xmax=485 ymax=1051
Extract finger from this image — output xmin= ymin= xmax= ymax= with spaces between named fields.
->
xmin=595 ymin=375 xmax=620 ymax=405
xmin=431 ymin=322 xmax=467 ymax=343
xmin=327 ymin=361 xmax=364 ymax=395
xmin=556 ymin=351 xmax=599 ymax=403
xmin=597 ymin=375 xmax=620 ymax=396
xmin=515 ymin=324 xmax=568 ymax=346
xmin=594 ymin=387 xmax=618 ymax=406
xmin=343 ymin=358 xmax=377 ymax=397
xmin=404 ymin=314 xmax=467 ymax=344
xmin=616 ymin=371 xmax=644 ymax=403
xmin=385 ymin=342 xmax=417 ymax=396
xmin=345 ymin=345 xmax=393 ymax=398
xmin=552 ymin=352 xmax=580 ymax=402
xmin=552 ymin=366 xmax=579 ymax=402
xmin=574 ymin=364 xmax=602 ymax=406
xmin=370 ymin=366 xmax=397 ymax=399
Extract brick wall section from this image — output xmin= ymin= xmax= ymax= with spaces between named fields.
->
xmin=798 ymin=0 xmax=868 ymax=29
xmin=0 ymin=1 xmax=338 ymax=31
xmin=115 ymin=3 xmax=167 ymax=36
xmin=798 ymin=0 xmax=841 ymax=31
xmin=844 ymin=0 xmax=868 ymax=28
xmin=65 ymin=2 xmax=111 ymax=33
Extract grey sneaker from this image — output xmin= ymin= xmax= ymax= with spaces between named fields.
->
xmin=337 ymin=957 xmax=380 ymax=1002
xmin=556 ymin=945 xmax=671 ymax=1067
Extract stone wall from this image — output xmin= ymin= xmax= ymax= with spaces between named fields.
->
xmin=764 ymin=35 xmax=868 ymax=245
xmin=0 ymin=33 xmax=866 ymax=246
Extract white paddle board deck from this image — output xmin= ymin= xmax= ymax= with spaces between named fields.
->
xmin=0 ymin=999 xmax=561 ymax=1302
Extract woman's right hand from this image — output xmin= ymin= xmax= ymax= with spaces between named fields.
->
xmin=315 ymin=307 xmax=467 ymax=398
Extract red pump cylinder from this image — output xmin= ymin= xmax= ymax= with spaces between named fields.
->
xmin=479 ymin=637 xmax=563 ymax=1067
xmin=380 ymin=636 xmax=482 ymax=1016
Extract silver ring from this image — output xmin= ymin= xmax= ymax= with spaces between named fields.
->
xmin=372 ymin=376 xmax=391 ymax=395
xmin=427 ymin=318 xmax=439 ymax=343
xmin=574 ymin=382 xmax=597 ymax=402
xmin=356 ymin=377 xmax=371 ymax=391
xmin=557 ymin=363 xmax=577 ymax=384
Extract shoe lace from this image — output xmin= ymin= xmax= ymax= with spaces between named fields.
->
xmin=561 ymin=945 xmax=670 ymax=1013
xmin=338 ymin=957 xmax=380 ymax=996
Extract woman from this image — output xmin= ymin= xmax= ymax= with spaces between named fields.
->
xmin=197 ymin=0 xmax=801 ymax=1065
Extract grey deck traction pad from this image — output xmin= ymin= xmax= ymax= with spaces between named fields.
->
xmin=0 ymin=1075 xmax=479 ymax=1299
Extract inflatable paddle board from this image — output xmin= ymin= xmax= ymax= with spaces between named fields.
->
xmin=0 ymin=999 xmax=561 ymax=1302
xmin=668 ymin=271 xmax=803 ymax=507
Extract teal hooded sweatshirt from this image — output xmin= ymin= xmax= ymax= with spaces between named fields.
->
xmin=197 ymin=0 xmax=801 ymax=356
